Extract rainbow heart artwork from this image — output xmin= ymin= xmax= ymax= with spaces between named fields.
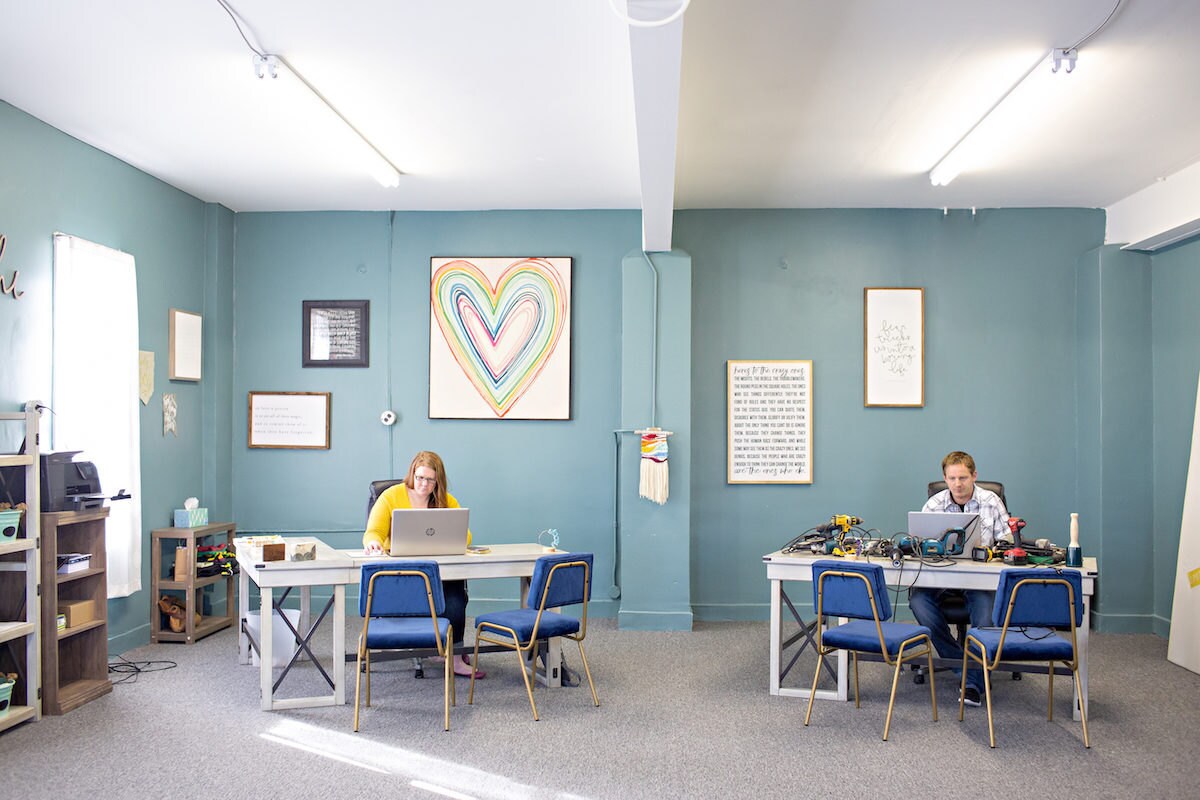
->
xmin=430 ymin=258 xmax=570 ymax=418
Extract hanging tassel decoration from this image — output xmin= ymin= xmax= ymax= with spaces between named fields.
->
xmin=638 ymin=429 xmax=671 ymax=505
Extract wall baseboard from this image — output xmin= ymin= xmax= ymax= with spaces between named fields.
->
xmin=617 ymin=609 xmax=693 ymax=631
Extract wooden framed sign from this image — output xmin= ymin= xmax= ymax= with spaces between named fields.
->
xmin=864 ymin=287 xmax=924 ymax=407
xmin=247 ymin=391 xmax=331 ymax=449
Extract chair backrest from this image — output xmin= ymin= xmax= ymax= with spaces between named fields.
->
xmin=528 ymin=552 xmax=593 ymax=610
xmin=927 ymin=479 xmax=1006 ymax=508
xmin=811 ymin=560 xmax=891 ymax=621
xmin=992 ymin=568 xmax=1083 ymax=629
xmin=367 ymin=479 xmax=405 ymax=523
xmin=359 ymin=560 xmax=445 ymax=618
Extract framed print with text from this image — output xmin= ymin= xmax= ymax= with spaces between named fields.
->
xmin=247 ymin=391 xmax=331 ymax=449
xmin=864 ymin=287 xmax=923 ymax=407
xmin=727 ymin=359 xmax=813 ymax=484
xmin=302 ymin=300 xmax=369 ymax=367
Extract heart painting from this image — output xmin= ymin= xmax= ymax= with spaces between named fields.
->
xmin=430 ymin=257 xmax=571 ymax=419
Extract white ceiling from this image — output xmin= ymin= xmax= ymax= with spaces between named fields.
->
xmin=2 ymin=1 xmax=1199 ymax=230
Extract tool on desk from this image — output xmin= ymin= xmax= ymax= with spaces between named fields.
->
xmin=1003 ymin=546 xmax=1028 ymax=565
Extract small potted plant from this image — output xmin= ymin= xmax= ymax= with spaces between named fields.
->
xmin=0 ymin=672 xmax=16 ymax=718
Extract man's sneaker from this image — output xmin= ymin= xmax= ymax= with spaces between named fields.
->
xmin=961 ymin=687 xmax=982 ymax=707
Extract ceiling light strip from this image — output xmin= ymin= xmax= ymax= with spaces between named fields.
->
xmin=275 ymin=55 xmax=402 ymax=188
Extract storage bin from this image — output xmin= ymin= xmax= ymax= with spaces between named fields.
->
xmin=0 ymin=677 xmax=14 ymax=718
xmin=0 ymin=508 xmax=22 ymax=541
xmin=244 ymin=608 xmax=302 ymax=667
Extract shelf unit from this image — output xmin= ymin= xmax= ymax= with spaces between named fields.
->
xmin=151 ymin=522 xmax=237 ymax=643
xmin=0 ymin=402 xmax=42 ymax=734
xmin=41 ymin=507 xmax=112 ymax=715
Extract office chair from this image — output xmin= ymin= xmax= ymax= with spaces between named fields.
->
xmin=354 ymin=561 xmax=455 ymax=732
xmin=960 ymin=567 xmax=1090 ymax=748
xmin=912 ymin=480 xmax=1018 ymax=685
xmin=804 ymin=560 xmax=938 ymax=741
xmin=367 ymin=478 xmax=426 ymax=678
xmin=469 ymin=552 xmax=599 ymax=721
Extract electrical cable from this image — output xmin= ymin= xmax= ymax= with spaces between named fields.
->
xmin=214 ymin=0 xmax=266 ymax=57
xmin=1068 ymin=0 xmax=1125 ymax=51
xmin=107 ymin=654 xmax=178 ymax=685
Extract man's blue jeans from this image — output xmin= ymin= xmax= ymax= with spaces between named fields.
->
xmin=908 ymin=588 xmax=994 ymax=694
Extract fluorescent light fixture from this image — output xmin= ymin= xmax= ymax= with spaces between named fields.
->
xmin=929 ymin=48 xmax=1077 ymax=187
xmin=253 ymin=54 xmax=401 ymax=188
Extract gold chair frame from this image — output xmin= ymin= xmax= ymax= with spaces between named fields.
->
xmin=469 ymin=559 xmax=599 ymax=721
xmin=804 ymin=569 xmax=939 ymax=741
xmin=354 ymin=569 xmax=455 ymax=732
xmin=960 ymin=576 xmax=1090 ymax=748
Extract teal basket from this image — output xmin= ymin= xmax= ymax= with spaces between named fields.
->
xmin=0 ymin=508 xmax=22 ymax=542
xmin=0 ymin=678 xmax=14 ymax=718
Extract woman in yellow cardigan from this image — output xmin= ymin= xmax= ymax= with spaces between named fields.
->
xmin=363 ymin=450 xmax=484 ymax=678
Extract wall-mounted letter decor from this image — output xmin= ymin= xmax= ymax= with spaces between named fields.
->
xmin=429 ymin=257 xmax=572 ymax=419
xmin=864 ymin=287 xmax=924 ymax=407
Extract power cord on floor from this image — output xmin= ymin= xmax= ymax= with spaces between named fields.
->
xmin=108 ymin=654 xmax=178 ymax=684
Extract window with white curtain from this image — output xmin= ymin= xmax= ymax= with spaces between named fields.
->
xmin=52 ymin=233 xmax=142 ymax=598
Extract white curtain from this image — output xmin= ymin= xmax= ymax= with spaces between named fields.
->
xmin=52 ymin=234 xmax=142 ymax=598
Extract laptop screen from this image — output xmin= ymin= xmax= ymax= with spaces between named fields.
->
xmin=389 ymin=508 xmax=470 ymax=556
xmin=906 ymin=511 xmax=980 ymax=556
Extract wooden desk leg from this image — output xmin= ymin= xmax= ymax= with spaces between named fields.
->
xmin=260 ymin=586 xmax=274 ymax=711
xmin=333 ymin=585 xmax=346 ymax=705
xmin=769 ymin=578 xmax=782 ymax=695
xmin=237 ymin=570 xmax=250 ymax=665
xmin=1075 ymin=595 xmax=1091 ymax=722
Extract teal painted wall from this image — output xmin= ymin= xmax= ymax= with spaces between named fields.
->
xmin=9 ymin=93 xmax=1195 ymax=645
xmin=231 ymin=210 xmax=641 ymax=615
xmin=1076 ymin=245 xmax=1154 ymax=631
xmin=619 ymin=250 xmax=692 ymax=629
xmin=676 ymin=208 xmax=1111 ymax=621
xmin=0 ymin=101 xmax=234 ymax=650
xmin=1151 ymin=235 xmax=1200 ymax=635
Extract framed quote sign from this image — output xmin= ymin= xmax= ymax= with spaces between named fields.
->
xmin=727 ymin=360 xmax=813 ymax=484
xmin=247 ymin=391 xmax=331 ymax=449
xmin=864 ymin=287 xmax=924 ymax=407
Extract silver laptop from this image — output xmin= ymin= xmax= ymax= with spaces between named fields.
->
xmin=389 ymin=508 xmax=470 ymax=556
xmin=906 ymin=511 xmax=980 ymax=556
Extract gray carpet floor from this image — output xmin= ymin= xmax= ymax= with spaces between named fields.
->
xmin=2 ymin=619 xmax=1196 ymax=799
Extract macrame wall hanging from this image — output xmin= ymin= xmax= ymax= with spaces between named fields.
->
xmin=637 ymin=428 xmax=673 ymax=505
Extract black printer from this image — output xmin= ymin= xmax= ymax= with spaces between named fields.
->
xmin=37 ymin=451 xmax=107 ymax=512
xmin=0 ymin=450 xmax=106 ymax=513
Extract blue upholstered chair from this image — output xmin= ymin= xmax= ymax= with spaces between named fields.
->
xmin=354 ymin=561 xmax=455 ymax=732
xmin=961 ymin=567 xmax=1090 ymax=748
xmin=804 ymin=560 xmax=938 ymax=741
xmin=469 ymin=552 xmax=598 ymax=721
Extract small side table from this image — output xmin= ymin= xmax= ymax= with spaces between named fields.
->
xmin=151 ymin=522 xmax=237 ymax=643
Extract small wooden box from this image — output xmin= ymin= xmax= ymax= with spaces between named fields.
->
xmin=59 ymin=599 xmax=95 ymax=628
xmin=261 ymin=542 xmax=286 ymax=562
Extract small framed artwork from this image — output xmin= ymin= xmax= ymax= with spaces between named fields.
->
xmin=302 ymin=300 xmax=369 ymax=367
xmin=168 ymin=308 xmax=203 ymax=381
xmin=429 ymin=257 xmax=572 ymax=419
xmin=247 ymin=391 xmax=331 ymax=449
xmin=864 ymin=287 xmax=924 ymax=407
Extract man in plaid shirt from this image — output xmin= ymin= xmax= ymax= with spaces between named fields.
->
xmin=910 ymin=451 xmax=1011 ymax=707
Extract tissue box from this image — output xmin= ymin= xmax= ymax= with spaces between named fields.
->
xmin=173 ymin=508 xmax=209 ymax=527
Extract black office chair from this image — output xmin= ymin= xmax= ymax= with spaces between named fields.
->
xmin=912 ymin=480 xmax=1021 ymax=684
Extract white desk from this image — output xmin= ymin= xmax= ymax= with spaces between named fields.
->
xmin=236 ymin=538 xmax=355 ymax=711
xmin=236 ymin=540 xmax=565 ymax=711
xmin=763 ymin=551 xmax=1098 ymax=720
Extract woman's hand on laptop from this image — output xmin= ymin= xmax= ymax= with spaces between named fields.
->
xmin=364 ymin=541 xmax=385 ymax=555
